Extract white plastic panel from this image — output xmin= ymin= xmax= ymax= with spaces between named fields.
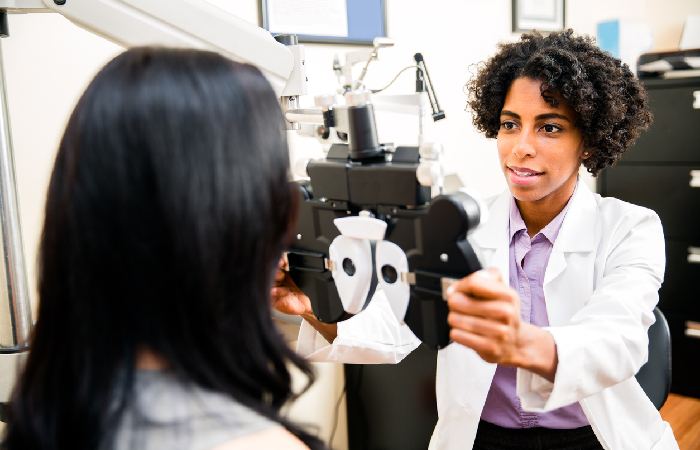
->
xmin=281 ymin=44 xmax=307 ymax=97
xmin=333 ymin=216 xmax=387 ymax=240
xmin=328 ymin=235 xmax=372 ymax=314
xmin=376 ymin=240 xmax=410 ymax=323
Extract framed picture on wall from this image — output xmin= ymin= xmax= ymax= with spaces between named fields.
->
xmin=259 ymin=0 xmax=387 ymax=46
xmin=512 ymin=0 xmax=566 ymax=33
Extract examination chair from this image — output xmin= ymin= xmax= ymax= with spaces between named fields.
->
xmin=635 ymin=306 xmax=672 ymax=410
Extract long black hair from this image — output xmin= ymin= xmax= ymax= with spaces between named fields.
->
xmin=4 ymin=47 xmax=324 ymax=450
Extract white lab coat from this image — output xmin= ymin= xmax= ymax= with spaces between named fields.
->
xmin=297 ymin=182 xmax=679 ymax=450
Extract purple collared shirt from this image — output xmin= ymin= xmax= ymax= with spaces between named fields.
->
xmin=480 ymin=192 xmax=589 ymax=429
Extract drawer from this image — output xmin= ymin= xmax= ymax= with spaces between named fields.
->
xmin=600 ymin=165 xmax=700 ymax=240
xmin=662 ymin=310 xmax=700 ymax=399
xmin=621 ymin=80 xmax=700 ymax=163
xmin=658 ymin=240 xmax=700 ymax=316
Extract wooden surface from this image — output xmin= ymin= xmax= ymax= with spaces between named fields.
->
xmin=660 ymin=393 xmax=700 ymax=450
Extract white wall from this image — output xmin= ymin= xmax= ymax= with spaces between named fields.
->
xmin=2 ymin=1 xmax=699 ymax=449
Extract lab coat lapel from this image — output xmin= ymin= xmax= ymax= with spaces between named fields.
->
xmin=543 ymin=182 xmax=597 ymax=325
xmin=543 ymin=242 xmax=567 ymax=286
xmin=472 ymin=191 xmax=511 ymax=277
xmin=472 ymin=184 xmax=597 ymax=324
xmin=438 ymin=192 xmax=509 ymax=432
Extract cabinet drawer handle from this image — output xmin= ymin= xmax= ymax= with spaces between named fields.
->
xmin=691 ymin=170 xmax=700 ymax=187
xmin=688 ymin=247 xmax=700 ymax=263
xmin=686 ymin=321 xmax=700 ymax=339
xmin=695 ymin=91 xmax=700 ymax=109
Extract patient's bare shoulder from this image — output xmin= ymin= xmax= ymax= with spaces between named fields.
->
xmin=210 ymin=426 xmax=309 ymax=450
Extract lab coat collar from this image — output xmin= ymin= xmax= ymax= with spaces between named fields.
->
xmin=472 ymin=190 xmax=511 ymax=250
xmin=552 ymin=181 xmax=597 ymax=253
xmin=473 ymin=180 xmax=596 ymax=252
xmin=542 ymin=181 xmax=597 ymax=286
xmin=471 ymin=190 xmax=511 ymax=278
xmin=471 ymin=180 xmax=597 ymax=283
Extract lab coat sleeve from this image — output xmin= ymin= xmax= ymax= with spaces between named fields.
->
xmin=296 ymin=288 xmax=421 ymax=364
xmin=517 ymin=209 xmax=665 ymax=411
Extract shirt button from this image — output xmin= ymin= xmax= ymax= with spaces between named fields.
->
xmin=528 ymin=421 xmax=535 ymax=427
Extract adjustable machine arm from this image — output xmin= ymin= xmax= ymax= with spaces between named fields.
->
xmin=414 ymin=53 xmax=445 ymax=121
xmin=0 ymin=0 xmax=302 ymax=96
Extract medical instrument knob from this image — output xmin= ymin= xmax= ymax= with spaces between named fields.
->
xmin=315 ymin=94 xmax=337 ymax=110
xmin=419 ymin=142 xmax=443 ymax=160
xmin=273 ymin=34 xmax=298 ymax=45
xmin=345 ymin=89 xmax=371 ymax=106
xmin=417 ymin=160 xmax=444 ymax=187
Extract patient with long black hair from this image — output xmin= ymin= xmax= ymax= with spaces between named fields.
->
xmin=3 ymin=47 xmax=325 ymax=450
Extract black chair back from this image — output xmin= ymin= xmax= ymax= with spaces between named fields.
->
xmin=635 ymin=306 xmax=672 ymax=410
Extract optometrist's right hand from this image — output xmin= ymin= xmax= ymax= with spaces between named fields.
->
xmin=271 ymin=259 xmax=313 ymax=317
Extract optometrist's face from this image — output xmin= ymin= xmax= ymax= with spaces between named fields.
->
xmin=497 ymin=77 xmax=590 ymax=211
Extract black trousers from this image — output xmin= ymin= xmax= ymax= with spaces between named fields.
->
xmin=472 ymin=420 xmax=605 ymax=450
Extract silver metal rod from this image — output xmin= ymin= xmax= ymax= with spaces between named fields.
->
xmin=0 ymin=39 xmax=32 ymax=350
xmin=279 ymin=95 xmax=301 ymax=130
xmin=284 ymin=108 xmax=324 ymax=125
xmin=418 ymin=104 xmax=425 ymax=146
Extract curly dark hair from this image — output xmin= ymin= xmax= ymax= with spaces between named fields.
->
xmin=466 ymin=29 xmax=652 ymax=176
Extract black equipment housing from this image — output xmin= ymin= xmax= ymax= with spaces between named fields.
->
xmin=287 ymin=103 xmax=482 ymax=349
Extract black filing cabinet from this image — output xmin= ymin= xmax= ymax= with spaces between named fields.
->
xmin=598 ymin=76 xmax=700 ymax=399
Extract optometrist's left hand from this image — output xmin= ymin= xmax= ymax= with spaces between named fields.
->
xmin=446 ymin=268 xmax=558 ymax=382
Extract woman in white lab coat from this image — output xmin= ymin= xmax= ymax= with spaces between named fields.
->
xmin=273 ymin=30 xmax=679 ymax=450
